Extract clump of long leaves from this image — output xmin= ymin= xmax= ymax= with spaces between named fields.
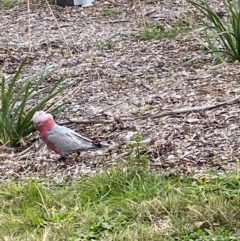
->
xmin=190 ymin=0 xmax=240 ymax=61
xmin=0 ymin=57 xmax=70 ymax=146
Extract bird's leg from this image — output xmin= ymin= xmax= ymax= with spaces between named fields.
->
xmin=91 ymin=136 xmax=101 ymax=143
xmin=58 ymin=156 xmax=66 ymax=161
xmin=74 ymin=151 xmax=81 ymax=161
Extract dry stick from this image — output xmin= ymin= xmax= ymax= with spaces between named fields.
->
xmin=16 ymin=142 xmax=37 ymax=157
xmin=59 ymin=119 xmax=115 ymax=125
xmin=17 ymin=141 xmax=44 ymax=158
xmin=27 ymin=0 xmax=31 ymax=52
xmin=149 ymin=96 xmax=240 ymax=119
xmin=59 ymin=96 xmax=240 ymax=125
xmin=45 ymin=0 xmax=72 ymax=57
xmin=137 ymin=0 xmax=147 ymax=29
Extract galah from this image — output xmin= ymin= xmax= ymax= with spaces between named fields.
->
xmin=32 ymin=110 xmax=109 ymax=160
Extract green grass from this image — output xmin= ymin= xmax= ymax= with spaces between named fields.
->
xmin=0 ymin=0 xmax=17 ymax=9
xmin=101 ymin=9 xmax=123 ymax=18
xmin=136 ymin=20 xmax=190 ymax=41
xmin=96 ymin=39 xmax=116 ymax=51
xmin=137 ymin=27 xmax=183 ymax=41
xmin=0 ymin=0 xmax=55 ymax=9
xmin=1 ymin=167 xmax=240 ymax=240
xmin=0 ymin=0 xmax=29 ymax=9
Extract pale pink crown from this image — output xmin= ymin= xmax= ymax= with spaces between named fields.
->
xmin=32 ymin=111 xmax=53 ymax=123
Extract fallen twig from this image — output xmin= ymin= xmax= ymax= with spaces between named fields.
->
xmin=59 ymin=119 xmax=115 ymax=125
xmin=16 ymin=137 xmax=45 ymax=157
xmin=15 ymin=142 xmax=36 ymax=157
xmin=148 ymin=95 xmax=240 ymax=119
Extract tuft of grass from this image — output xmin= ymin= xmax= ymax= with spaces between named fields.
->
xmin=0 ymin=57 xmax=70 ymax=146
xmin=101 ymin=9 xmax=123 ymax=18
xmin=0 ymin=0 xmax=55 ymax=10
xmin=96 ymin=39 xmax=116 ymax=51
xmin=189 ymin=0 xmax=240 ymax=62
xmin=137 ymin=27 xmax=177 ymax=41
xmin=127 ymin=135 xmax=149 ymax=170
xmin=0 ymin=0 xmax=15 ymax=9
xmin=0 ymin=0 xmax=29 ymax=10
xmin=136 ymin=20 xmax=189 ymax=41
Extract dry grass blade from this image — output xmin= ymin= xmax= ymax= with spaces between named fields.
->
xmin=27 ymin=0 xmax=31 ymax=52
xmin=45 ymin=0 xmax=72 ymax=57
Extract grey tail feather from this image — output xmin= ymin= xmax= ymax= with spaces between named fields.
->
xmin=93 ymin=142 xmax=110 ymax=148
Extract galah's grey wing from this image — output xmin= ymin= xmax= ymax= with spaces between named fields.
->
xmin=69 ymin=129 xmax=98 ymax=143
xmin=70 ymin=130 xmax=110 ymax=149
xmin=47 ymin=128 xmax=101 ymax=156
xmin=53 ymin=125 xmax=95 ymax=143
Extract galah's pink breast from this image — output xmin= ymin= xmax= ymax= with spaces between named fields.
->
xmin=41 ymin=131 xmax=62 ymax=155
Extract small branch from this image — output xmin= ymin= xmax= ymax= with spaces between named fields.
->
xmin=103 ymin=20 xmax=130 ymax=24
xmin=16 ymin=140 xmax=44 ymax=159
xmin=16 ymin=143 xmax=36 ymax=157
xmin=58 ymin=119 xmax=114 ymax=125
xmin=58 ymin=116 xmax=135 ymax=125
xmin=148 ymin=96 xmax=240 ymax=119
